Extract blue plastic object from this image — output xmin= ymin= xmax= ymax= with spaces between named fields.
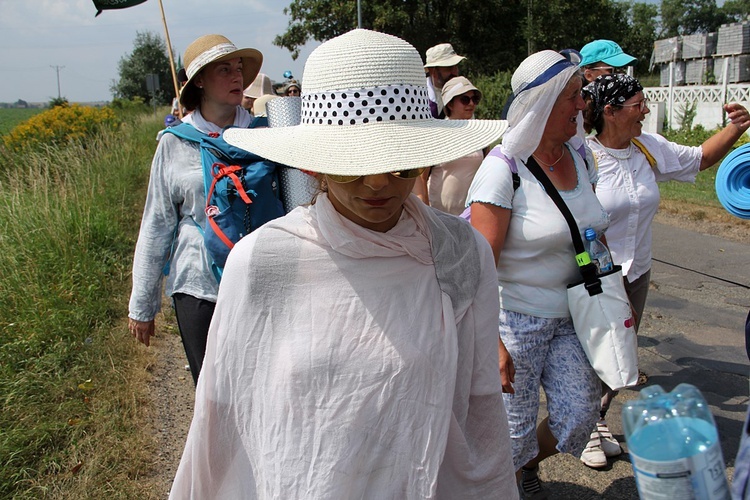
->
xmin=715 ymin=142 xmax=750 ymax=219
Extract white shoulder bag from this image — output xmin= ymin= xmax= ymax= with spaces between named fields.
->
xmin=525 ymin=155 xmax=638 ymax=390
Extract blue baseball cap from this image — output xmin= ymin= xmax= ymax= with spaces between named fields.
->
xmin=579 ymin=40 xmax=636 ymax=68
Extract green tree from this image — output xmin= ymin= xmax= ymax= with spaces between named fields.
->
xmin=722 ymin=0 xmax=750 ymax=22
xmin=660 ymin=0 xmax=727 ymax=37
xmin=273 ymin=0 xmax=527 ymax=74
xmin=274 ymin=0 xmax=658 ymax=75
xmin=620 ymin=2 xmax=659 ymax=74
xmin=111 ymin=31 xmax=172 ymax=105
xmin=526 ymin=0 xmax=629 ymax=54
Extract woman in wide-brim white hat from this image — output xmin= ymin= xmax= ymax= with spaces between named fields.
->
xmin=128 ymin=34 xmax=262 ymax=385
xmin=170 ymin=29 xmax=518 ymax=499
xmin=465 ymin=50 xmax=609 ymax=497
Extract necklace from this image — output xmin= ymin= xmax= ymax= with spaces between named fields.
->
xmin=532 ymin=148 xmax=565 ymax=172
xmin=594 ymin=136 xmax=633 ymax=160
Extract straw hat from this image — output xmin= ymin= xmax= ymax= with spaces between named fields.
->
xmin=224 ymin=29 xmax=507 ymax=176
xmin=244 ymin=73 xmax=275 ymax=98
xmin=424 ymin=43 xmax=466 ymax=68
xmin=179 ymin=34 xmax=262 ymax=107
xmin=441 ymin=76 xmax=480 ymax=106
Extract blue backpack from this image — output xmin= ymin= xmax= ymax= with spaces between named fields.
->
xmin=163 ymin=121 xmax=285 ymax=281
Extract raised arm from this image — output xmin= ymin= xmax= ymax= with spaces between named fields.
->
xmin=699 ymin=103 xmax=750 ymax=171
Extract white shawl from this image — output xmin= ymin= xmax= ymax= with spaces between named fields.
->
xmin=169 ymin=194 xmax=518 ymax=499
xmin=182 ymin=105 xmax=252 ymax=134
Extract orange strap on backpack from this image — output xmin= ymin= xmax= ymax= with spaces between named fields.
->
xmin=206 ymin=162 xmax=253 ymax=249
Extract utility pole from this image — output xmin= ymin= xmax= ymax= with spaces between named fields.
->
xmin=50 ymin=65 xmax=65 ymax=99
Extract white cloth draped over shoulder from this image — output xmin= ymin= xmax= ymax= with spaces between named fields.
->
xmin=502 ymin=64 xmax=583 ymax=163
xmin=169 ymin=194 xmax=518 ymax=499
xmin=181 ymin=105 xmax=252 ymax=134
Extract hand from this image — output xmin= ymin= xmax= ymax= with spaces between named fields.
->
xmin=129 ymin=318 xmax=155 ymax=346
xmin=724 ymin=103 xmax=750 ymax=133
xmin=498 ymin=339 xmax=515 ymax=394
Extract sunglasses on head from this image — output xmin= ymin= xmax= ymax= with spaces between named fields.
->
xmin=327 ymin=168 xmax=426 ymax=184
xmin=457 ymin=94 xmax=481 ymax=106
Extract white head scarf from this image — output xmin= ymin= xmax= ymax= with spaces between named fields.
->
xmin=502 ymin=50 xmax=583 ymax=162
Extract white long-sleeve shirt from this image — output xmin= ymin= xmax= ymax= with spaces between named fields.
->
xmin=128 ymin=133 xmax=218 ymax=322
xmin=588 ymin=132 xmax=702 ymax=281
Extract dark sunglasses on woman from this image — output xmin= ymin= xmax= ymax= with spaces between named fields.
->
xmin=458 ymin=94 xmax=481 ymax=106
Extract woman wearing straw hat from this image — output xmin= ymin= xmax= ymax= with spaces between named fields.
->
xmin=413 ymin=76 xmax=487 ymax=215
xmin=466 ymin=50 xmax=609 ymax=498
xmin=169 ymin=29 xmax=518 ymax=499
xmin=128 ymin=34 xmax=262 ymax=385
xmin=581 ymin=74 xmax=750 ymax=468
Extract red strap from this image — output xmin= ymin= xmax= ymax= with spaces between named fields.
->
xmin=204 ymin=162 xmax=254 ymax=251
xmin=208 ymin=215 xmax=235 ymax=249
xmin=206 ymin=163 xmax=253 ymax=206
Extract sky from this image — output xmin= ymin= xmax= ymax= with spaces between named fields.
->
xmin=0 ymin=0 xmax=320 ymax=103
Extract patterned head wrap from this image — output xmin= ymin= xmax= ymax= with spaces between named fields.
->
xmin=584 ymin=74 xmax=643 ymax=124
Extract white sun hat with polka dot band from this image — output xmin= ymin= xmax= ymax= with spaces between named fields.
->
xmin=223 ymin=29 xmax=508 ymax=176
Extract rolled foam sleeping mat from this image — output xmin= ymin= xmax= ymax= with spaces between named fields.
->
xmin=715 ymin=142 xmax=750 ymax=219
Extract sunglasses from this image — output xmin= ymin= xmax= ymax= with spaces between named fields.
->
xmin=457 ymin=94 xmax=481 ymax=106
xmin=620 ymin=98 xmax=649 ymax=113
xmin=327 ymin=168 xmax=426 ymax=184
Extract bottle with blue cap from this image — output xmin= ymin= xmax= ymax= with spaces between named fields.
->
xmin=584 ymin=228 xmax=613 ymax=273
xmin=622 ymin=383 xmax=731 ymax=499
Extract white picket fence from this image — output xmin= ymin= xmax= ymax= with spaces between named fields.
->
xmin=642 ymin=60 xmax=750 ymax=133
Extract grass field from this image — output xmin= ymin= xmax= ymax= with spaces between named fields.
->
xmin=0 ymin=108 xmax=44 ymax=135
xmin=0 ymin=108 xmax=163 ymax=498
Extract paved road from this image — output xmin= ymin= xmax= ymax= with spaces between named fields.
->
xmin=539 ymin=221 xmax=750 ymax=499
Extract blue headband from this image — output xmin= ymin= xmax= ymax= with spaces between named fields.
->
xmin=501 ymin=59 xmax=577 ymax=119
xmin=516 ymin=59 xmax=576 ymax=95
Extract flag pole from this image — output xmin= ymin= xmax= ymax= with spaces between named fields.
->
xmin=158 ymin=0 xmax=182 ymax=118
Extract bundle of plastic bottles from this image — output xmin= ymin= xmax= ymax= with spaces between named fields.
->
xmin=622 ymin=383 xmax=731 ymax=499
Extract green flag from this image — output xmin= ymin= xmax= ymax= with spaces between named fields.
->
xmin=92 ymin=0 xmax=148 ymax=17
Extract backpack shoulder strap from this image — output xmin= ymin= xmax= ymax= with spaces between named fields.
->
xmin=487 ymin=147 xmax=520 ymax=191
xmin=160 ymin=122 xmax=205 ymax=143
xmin=458 ymin=148 xmax=517 ymax=221
xmin=631 ymin=138 xmax=657 ymax=169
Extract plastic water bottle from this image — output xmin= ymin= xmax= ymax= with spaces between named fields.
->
xmin=584 ymin=228 xmax=613 ymax=273
xmin=621 ymin=383 xmax=731 ymax=500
